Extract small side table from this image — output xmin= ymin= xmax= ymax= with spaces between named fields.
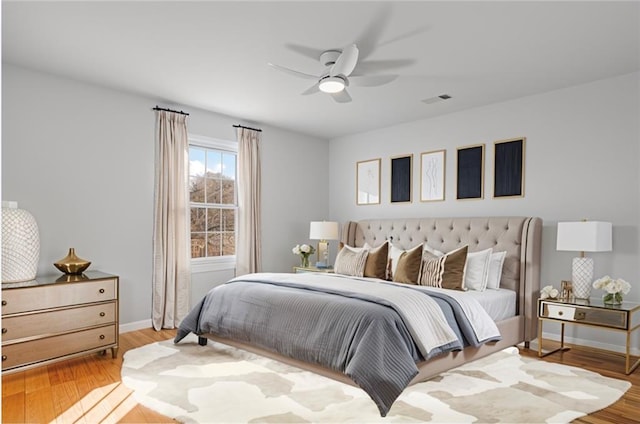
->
xmin=293 ymin=266 xmax=334 ymax=274
xmin=538 ymin=297 xmax=640 ymax=374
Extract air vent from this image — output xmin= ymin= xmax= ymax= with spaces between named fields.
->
xmin=422 ymin=94 xmax=452 ymax=104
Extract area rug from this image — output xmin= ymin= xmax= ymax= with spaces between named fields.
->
xmin=121 ymin=334 xmax=630 ymax=423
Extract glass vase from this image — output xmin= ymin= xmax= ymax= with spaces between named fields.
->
xmin=301 ymin=255 xmax=309 ymax=268
xmin=603 ymin=292 xmax=623 ymax=305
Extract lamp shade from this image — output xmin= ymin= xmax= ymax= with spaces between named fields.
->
xmin=556 ymin=221 xmax=612 ymax=252
xmin=309 ymin=221 xmax=339 ymax=241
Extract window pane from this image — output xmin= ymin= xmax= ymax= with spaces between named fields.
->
xmin=206 ymin=150 xmax=222 ymax=177
xmin=207 ymin=208 xmax=221 ymax=231
xmin=206 ymin=178 xmax=221 ymax=203
xmin=222 ymin=209 xmax=235 ymax=231
xmin=189 ymin=147 xmax=205 ymax=177
xmin=222 ymin=232 xmax=235 ymax=256
xmin=191 ymin=233 xmax=206 ymax=258
xmin=221 ymin=179 xmax=235 ymax=204
xmin=190 ymin=176 xmax=205 ymax=202
xmin=222 ymin=153 xmax=236 ymax=180
xmin=191 ymin=207 xmax=206 ymax=232
xmin=207 ymin=233 xmax=222 ymax=256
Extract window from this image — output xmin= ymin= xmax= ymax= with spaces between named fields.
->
xmin=188 ymin=135 xmax=237 ymax=270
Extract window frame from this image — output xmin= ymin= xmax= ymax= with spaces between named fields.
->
xmin=188 ymin=134 xmax=238 ymax=273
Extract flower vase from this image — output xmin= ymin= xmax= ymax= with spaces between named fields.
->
xmin=301 ymin=255 xmax=309 ymax=268
xmin=603 ymin=292 xmax=623 ymax=305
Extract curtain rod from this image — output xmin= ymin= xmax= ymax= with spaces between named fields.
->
xmin=153 ymin=106 xmax=190 ymax=116
xmin=233 ymin=124 xmax=262 ymax=132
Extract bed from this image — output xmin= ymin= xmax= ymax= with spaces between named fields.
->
xmin=175 ymin=216 xmax=542 ymax=416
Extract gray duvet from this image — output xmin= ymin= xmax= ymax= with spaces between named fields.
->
xmin=175 ymin=272 xmax=501 ymax=416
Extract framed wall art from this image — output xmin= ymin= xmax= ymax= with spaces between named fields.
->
xmin=420 ymin=149 xmax=446 ymax=202
xmin=390 ymin=154 xmax=412 ymax=203
xmin=494 ymin=137 xmax=525 ymax=198
xmin=456 ymin=144 xmax=484 ymax=200
xmin=356 ymin=158 xmax=381 ymax=205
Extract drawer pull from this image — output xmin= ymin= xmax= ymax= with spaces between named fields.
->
xmin=558 ymin=311 xmax=563 ymax=316
xmin=1 ymin=328 xmax=6 ymax=334
xmin=100 ymin=335 xmax=105 ymax=340
xmin=99 ymin=289 xmax=105 ymax=294
xmin=100 ymin=312 xmax=106 ymax=317
xmin=1 ymin=300 xmax=6 ymax=306
xmin=2 ymin=355 xmax=6 ymax=361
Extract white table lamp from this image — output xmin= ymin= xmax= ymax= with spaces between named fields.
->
xmin=309 ymin=221 xmax=339 ymax=268
xmin=557 ymin=221 xmax=612 ymax=299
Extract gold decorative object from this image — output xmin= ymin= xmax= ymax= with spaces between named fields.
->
xmin=54 ymin=248 xmax=91 ymax=274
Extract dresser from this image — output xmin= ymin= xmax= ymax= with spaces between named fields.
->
xmin=1 ymin=271 xmax=119 ymax=374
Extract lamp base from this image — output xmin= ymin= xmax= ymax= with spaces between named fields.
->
xmin=572 ymin=257 xmax=594 ymax=299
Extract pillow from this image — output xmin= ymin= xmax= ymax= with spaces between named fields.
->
xmin=362 ymin=241 xmax=389 ymax=279
xmin=334 ymin=246 xmax=368 ymax=277
xmin=486 ymin=251 xmax=507 ymax=290
xmin=423 ymin=244 xmax=445 ymax=257
xmin=392 ymin=244 xmax=423 ymax=284
xmin=387 ymin=243 xmax=422 ymax=281
xmin=418 ymin=245 xmax=469 ymax=290
xmin=463 ymin=248 xmax=493 ymax=291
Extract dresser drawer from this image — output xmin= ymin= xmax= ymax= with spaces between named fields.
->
xmin=540 ymin=301 xmax=628 ymax=330
xmin=1 ymin=325 xmax=116 ymax=370
xmin=2 ymin=302 xmax=116 ymax=342
xmin=2 ymin=279 xmax=116 ymax=314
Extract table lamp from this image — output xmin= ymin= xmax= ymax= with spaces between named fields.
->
xmin=556 ymin=221 xmax=612 ymax=299
xmin=309 ymin=221 xmax=339 ymax=268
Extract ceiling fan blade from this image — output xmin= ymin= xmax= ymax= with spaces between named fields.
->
xmin=331 ymin=89 xmax=352 ymax=103
xmin=330 ymin=44 xmax=359 ymax=77
xmin=350 ymin=74 xmax=398 ymax=87
xmin=301 ymin=82 xmax=320 ymax=95
xmin=268 ymin=63 xmax=318 ymax=80
xmin=285 ymin=43 xmax=324 ymax=61
xmin=355 ymin=59 xmax=415 ymax=74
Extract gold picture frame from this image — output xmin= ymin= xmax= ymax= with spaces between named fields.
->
xmin=420 ymin=149 xmax=446 ymax=202
xmin=493 ymin=137 xmax=526 ymax=198
xmin=456 ymin=143 xmax=485 ymax=200
xmin=356 ymin=158 xmax=381 ymax=205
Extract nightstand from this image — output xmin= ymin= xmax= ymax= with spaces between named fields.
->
xmin=293 ymin=266 xmax=334 ymax=273
xmin=538 ymin=297 xmax=640 ymax=374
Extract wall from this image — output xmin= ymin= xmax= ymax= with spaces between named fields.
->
xmin=2 ymin=64 xmax=329 ymax=326
xmin=329 ymin=72 xmax=640 ymax=352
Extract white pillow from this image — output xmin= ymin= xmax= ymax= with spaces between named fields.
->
xmin=486 ymin=251 xmax=507 ymax=290
xmin=462 ymin=248 xmax=492 ymax=291
xmin=424 ymin=244 xmax=445 ymax=257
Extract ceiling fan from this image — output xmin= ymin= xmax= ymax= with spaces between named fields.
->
xmin=269 ymin=44 xmax=396 ymax=103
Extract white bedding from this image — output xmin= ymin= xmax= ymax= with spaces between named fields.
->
xmin=464 ymin=288 xmax=517 ymax=322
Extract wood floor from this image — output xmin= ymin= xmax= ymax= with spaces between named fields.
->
xmin=2 ymin=330 xmax=638 ymax=423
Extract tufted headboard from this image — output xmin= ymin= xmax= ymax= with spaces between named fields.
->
xmin=341 ymin=216 xmax=542 ymax=342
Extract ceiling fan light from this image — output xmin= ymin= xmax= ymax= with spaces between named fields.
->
xmin=319 ymin=76 xmax=345 ymax=93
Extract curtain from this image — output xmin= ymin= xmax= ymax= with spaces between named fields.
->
xmin=152 ymin=111 xmax=191 ymax=330
xmin=236 ymin=127 xmax=262 ymax=276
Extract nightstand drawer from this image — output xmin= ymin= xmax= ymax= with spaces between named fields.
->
xmin=540 ymin=301 xmax=628 ymax=330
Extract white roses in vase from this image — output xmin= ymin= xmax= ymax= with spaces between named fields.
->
xmin=292 ymin=244 xmax=316 ymax=267
xmin=593 ymin=275 xmax=630 ymax=305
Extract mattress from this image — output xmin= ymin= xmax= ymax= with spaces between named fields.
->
xmin=463 ymin=288 xmax=517 ymax=322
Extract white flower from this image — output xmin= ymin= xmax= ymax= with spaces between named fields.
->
xmin=292 ymin=245 xmax=301 ymax=255
xmin=593 ymin=275 xmax=631 ymax=295
xmin=540 ymin=285 xmax=559 ymax=299
xmin=292 ymin=243 xmax=315 ymax=256
xmin=300 ymin=244 xmax=311 ymax=253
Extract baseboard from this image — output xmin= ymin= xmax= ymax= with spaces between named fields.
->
xmin=528 ymin=332 xmax=640 ymax=356
xmin=119 ymin=319 xmax=153 ymax=334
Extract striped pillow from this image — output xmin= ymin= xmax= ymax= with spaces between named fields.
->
xmin=419 ymin=245 xmax=469 ymax=290
xmin=334 ymin=246 xmax=368 ymax=277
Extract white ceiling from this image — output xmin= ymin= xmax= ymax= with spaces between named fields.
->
xmin=3 ymin=1 xmax=639 ymax=139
